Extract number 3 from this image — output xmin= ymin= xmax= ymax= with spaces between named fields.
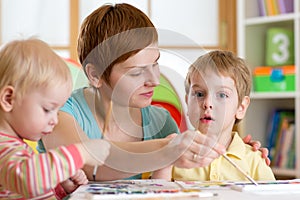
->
xmin=272 ymin=33 xmax=289 ymax=64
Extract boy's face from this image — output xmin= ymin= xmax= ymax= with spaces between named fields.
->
xmin=186 ymin=69 xmax=249 ymax=144
xmin=9 ymin=84 xmax=71 ymax=141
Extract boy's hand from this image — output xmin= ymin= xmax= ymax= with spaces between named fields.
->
xmin=242 ymin=134 xmax=271 ymax=166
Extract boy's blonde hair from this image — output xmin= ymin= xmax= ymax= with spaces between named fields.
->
xmin=185 ymin=50 xmax=251 ymax=106
xmin=0 ymin=38 xmax=72 ymax=99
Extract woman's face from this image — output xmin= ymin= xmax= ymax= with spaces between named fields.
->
xmin=106 ymin=44 xmax=160 ymax=108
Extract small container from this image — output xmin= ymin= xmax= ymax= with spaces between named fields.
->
xmin=253 ymin=65 xmax=295 ymax=92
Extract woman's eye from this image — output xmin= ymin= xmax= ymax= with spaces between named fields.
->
xmin=129 ymin=70 xmax=143 ymax=76
xmin=153 ymin=62 xmax=159 ymax=68
xmin=130 ymin=72 xmax=142 ymax=76
xmin=129 ymin=68 xmax=145 ymax=76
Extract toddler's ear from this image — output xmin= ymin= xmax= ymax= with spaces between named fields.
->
xmin=0 ymin=86 xmax=15 ymax=112
xmin=236 ymin=96 xmax=250 ymax=120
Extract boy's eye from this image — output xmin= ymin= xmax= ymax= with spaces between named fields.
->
xmin=192 ymin=91 xmax=205 ymax=98
xmin=217 ymin=92 xmax=228 ymax=99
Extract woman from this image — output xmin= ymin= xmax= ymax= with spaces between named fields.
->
xmin=39 ymin=3 xmax=268 ymax=181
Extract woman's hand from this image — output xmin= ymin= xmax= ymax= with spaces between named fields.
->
xmin=171 ymin=130 xmax=226 ymax=169
xmin=243 ymin=134 xmax=270 ymax=166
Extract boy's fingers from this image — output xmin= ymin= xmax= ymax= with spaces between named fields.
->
xmin=265 ymin=157 xmax=271 ymax=166
xmin=259 ymin=148 xmax=270 ymax=166
xmin=242 ymin=134 xmax=252 ymax=143
xmin=260 ymin=148 xmax=269 ymax=158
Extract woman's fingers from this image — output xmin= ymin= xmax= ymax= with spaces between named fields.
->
xmin=173 ymin=130 xmax=225 ymax=168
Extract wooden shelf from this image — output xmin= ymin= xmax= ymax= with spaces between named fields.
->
xmin=238 ymin=0 xmax=300 ymax=178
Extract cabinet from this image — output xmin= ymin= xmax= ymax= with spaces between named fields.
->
xmin=237 ymin=0 xmax=300 ymax=178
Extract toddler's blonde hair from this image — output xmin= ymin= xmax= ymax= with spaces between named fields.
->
xmin=0 ymin=38 xmax=72 ymax=99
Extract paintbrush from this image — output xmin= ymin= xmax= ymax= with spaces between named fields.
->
xmin=221 ymin=153 xmax=258 ymax=186
xmin=93 ymin=101 xmax=113 ymax=181
xmin=195 ymin=130 xmax=258 ymax=186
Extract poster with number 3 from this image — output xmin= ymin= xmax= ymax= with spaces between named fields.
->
xmin=265 ymin=27 xmax=294 ymax=66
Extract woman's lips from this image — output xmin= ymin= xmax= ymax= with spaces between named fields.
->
xmin=141 ymin=91 xmax=154 ymax=98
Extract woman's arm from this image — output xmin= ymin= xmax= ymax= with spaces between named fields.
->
xmin=151 ymin=166 xmax=173 ymax=180
xmin=104 ymin=130 xmax=225 ymax=174
xmin=42 ymin=111 xmax=138 ymax=181
xmin=42 ymin=112 xmax=226 ymax=181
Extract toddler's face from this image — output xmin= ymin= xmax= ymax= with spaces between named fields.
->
xmin=11 ymin=84 xmax=71 ymax=141
xmin=186 ymin=69 xmax=242 ymax=144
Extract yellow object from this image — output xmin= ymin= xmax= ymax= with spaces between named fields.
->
xmin=142 ymin=172 xmax=152 ymax=179
xmin=172 ymin=132 xmax=275 ymax=181
xmin=24 ymin=139 xmax=38 ymax=154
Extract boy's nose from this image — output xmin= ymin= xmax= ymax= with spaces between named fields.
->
xmin=203 ymin=97 xmax=213 ymax=109
xmin=203 ymin=104 xmax=213 ymax=109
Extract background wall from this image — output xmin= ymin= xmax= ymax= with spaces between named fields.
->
xmin=0 ymin=0 xmax=221 ymax=64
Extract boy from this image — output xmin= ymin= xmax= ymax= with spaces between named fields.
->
xmin=0 ymin=38 xmax=110 ymax=199
xmin=172 ymin=50 xmax=275 ymax=181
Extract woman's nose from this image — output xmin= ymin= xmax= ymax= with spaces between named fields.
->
xmin=144 ymin=67 xmax=160 ymax=87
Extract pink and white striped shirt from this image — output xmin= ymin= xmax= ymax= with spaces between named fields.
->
xmin=0 ymin=132 xmax=84 ymax=199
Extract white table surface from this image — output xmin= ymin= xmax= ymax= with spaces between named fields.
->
xmin=69 ymin=180 xmax=300 ymax=200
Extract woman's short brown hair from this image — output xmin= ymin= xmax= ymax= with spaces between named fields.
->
xmin=77 ymin=3 xmax=158 ymax=83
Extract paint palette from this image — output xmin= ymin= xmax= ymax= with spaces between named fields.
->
xmin=70 ymin=179 xmax=215 ymax=199
xmin=85 ymin=180 xmax=181 ymax=195
xmin=231 ymin=179 xmax=300 ymax=194
xmin=175 ymin=180 xmax=235 ymax=190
